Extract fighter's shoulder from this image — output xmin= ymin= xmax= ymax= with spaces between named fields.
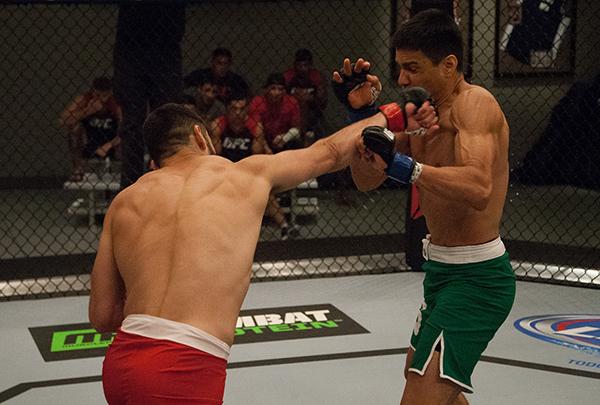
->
xmin=454 ymin=85 xmax=499 ymax=109
xmin=112 ymin=174 xmax=155 ymax=206
xmin=103 ymin=183 xmax=132 ymax=221
xmin=451 ymin=85 xmax=503 ymax=125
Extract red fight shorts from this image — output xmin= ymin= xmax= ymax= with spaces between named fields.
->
xmin=102 ymin=315 xmax=230 ymax=404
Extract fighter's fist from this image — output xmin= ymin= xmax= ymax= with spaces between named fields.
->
xmin=361 ymin=126 xmax=421 ymax=184
xmin=332 ymin=58 xmax=382 ymax=110
xmin=361 ymin=126 xmax=396 ymax=166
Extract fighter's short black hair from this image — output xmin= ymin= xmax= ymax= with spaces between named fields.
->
xmin=143 ymin=103 xmax=209 ymax=167
xmin=392 ymin=9 xmax=463 ymax=71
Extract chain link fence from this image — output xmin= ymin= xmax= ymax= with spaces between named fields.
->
xmin=1 ymin=0 xmax=599 ymax=299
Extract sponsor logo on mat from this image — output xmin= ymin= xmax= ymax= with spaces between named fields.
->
xmin=514 ymin=314 xmax=600 ymax=356
xmin=30 ymin=303 xmax=368 ymax=361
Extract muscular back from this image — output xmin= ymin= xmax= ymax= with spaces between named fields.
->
xmin=90 ymin=112 xmax=373 ymax=339
xmin=109 ymin=156 xmax=271 ymax=344
xmin=411 ymin=82 xmax=509 ymax=245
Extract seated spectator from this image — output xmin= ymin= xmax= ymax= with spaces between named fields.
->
xmin=284 ymin=49 xmax=327 ymax=143
xmin=209 ymin=96 xmax=268 ymax=161
xmin=185 ymin=47 xmax=250 ymax=103
xmin=184 ymin=70 xmax=225 ymax=123
xmin=59 ymin=77 xmax=122 ymax=181
xmin=211 ymin=97 xmax=298 ymax=239
xmin=249 ymin=73 xmax=302 ymax=154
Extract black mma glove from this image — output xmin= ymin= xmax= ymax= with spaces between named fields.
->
xmin=362 ymin=126 xmax=423 ymax=184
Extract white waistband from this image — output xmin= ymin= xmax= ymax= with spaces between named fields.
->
xmin=121 ymin=314 xmax=230 ymax=361
xmin=422 ymin=235 xmax=506 ymax=264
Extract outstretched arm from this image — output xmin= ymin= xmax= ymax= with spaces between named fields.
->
xmin=240 ymin=113 xmax=387 ymax=194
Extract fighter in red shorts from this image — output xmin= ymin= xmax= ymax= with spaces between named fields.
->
xmin=90 ymin=93 xmax=437 ymax=402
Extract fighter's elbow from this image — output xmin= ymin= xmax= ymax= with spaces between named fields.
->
xmin=354 ymin=177 xmax=379 ymax=192
xmin=89 ymin=304 xmax=122 ymax=333
xmin=91 ymin=321 xmax=114 ymax=334
xmin=350 ymin=163 xmax=385 ymax=192
xmin=89 ymin=313 xmax=113 ymax=333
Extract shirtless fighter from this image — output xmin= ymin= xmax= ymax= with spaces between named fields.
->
xmin=338 ymin=9 xmax=517 ymax=405
xmin=89 ymin=98 xmax=437 ymax=404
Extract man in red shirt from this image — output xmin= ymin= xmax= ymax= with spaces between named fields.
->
xmin=210 ymin=97 xmax=267 ymax=162
xmin=249 ymin=73 xmax=302 ymax=153
xmin=284 ymin=49 xmax=327 ymax=142
xmin=59 ymin=77 xmax=122 ymax=181
xmin=213 ymin=96 xmax=298 ymax=240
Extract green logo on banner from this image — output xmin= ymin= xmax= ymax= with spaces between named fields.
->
xmin=50 ymin=329 xmax=115 ymax=352
xmin=30 ymin=304 xmax=369 ymax=362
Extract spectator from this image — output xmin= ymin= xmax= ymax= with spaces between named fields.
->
xmin=210 ymin=97 xmax=297 ymax=239
xmin=209 ymin=97 xmax=268 ymax=161
xmin=284 ymin=49 xmax=327 ymax=143
xmin=113 ymin=3 xmax=185 ymax=189
xmin=59 ymin=77 xmax=122 ymax=182
xmin=249 ymin=73 xmax=302 ymax=153
xmin=185 ymin=71 xmax=224 ymax=123
xmin=185 ymin=48 xmax=250 ymax=103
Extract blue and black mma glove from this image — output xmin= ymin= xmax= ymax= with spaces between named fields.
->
xmin=361 ymin=126 xmax=423 ymax=184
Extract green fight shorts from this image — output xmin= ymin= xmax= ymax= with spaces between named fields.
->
xmin=409 ymin=251 xmax=516 ymax=393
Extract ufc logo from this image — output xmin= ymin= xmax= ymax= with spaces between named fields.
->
xmin=88 ymin=117 xmax=114 ymax=130
xmin=222 ymin=137 xmax=250 ymax=150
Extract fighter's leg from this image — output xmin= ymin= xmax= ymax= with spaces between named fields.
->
xmin=401 ymin=348 xmax=467 ymax=405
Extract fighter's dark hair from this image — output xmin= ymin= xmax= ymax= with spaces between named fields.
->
xmin=392 ymin=9 xmax=463 ymax=72
xmin=143 ymin=103 xmax=209 ymax=167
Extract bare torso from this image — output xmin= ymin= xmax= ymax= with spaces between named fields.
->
xmin=410 ymin=81 xmax=509 ymax=246
xmin=109 ymin=155 xmax=271 ymax=345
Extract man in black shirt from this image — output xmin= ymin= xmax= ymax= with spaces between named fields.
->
xmin=185 ymin=48 xmax=250 ymax=104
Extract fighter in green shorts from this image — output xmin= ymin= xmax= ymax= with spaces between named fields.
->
xmin=409 ymin=236 xmax=516 ymax=393
xmin=342 ymin=10 xmax=516 ymax=404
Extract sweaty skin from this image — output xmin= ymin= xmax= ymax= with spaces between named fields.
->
xmin=88 ymin=113 xmax=388 ymax=345
xmin=352 ymin=54 xmax=509 ymax=247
